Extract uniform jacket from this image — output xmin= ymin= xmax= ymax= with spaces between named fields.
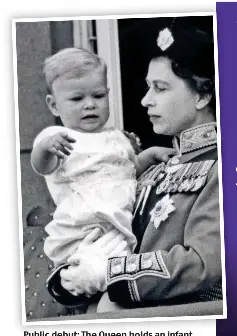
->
xmin=107 ymin=122 xmax=222 ymax=306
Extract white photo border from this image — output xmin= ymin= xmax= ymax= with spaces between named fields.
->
xmin=12 ymin=11 xmax=226 ymax=325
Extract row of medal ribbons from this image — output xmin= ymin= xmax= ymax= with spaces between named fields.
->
xmin=156 ymin=159 xmax=216 ymax=195
xmin=134 ymin=160 xmax=215 ymax=217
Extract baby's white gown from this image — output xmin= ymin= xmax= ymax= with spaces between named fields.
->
xmin=33 ymin=126 xmax=137 ymax=266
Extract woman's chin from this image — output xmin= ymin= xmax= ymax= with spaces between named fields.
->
xmin=152 ymin=124 xmax=168 ymax=135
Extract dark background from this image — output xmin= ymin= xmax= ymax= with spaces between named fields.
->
xmin=118 ymin=16 xmax=214 ymax=149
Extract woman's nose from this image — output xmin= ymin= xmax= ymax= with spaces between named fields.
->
xmin=141 ymin=89 xmax=156 ymax=107
xmin=84 ymin=97 xmax=96 ymax=110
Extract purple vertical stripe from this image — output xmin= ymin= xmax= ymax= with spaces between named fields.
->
xmin=216 ymin=2 xmax=237 ymax=335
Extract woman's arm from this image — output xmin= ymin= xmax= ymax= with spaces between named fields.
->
xmin=107 ymin=162 xmax=222 ymax=304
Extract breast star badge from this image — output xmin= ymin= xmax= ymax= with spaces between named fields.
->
xmin=150 ymin=194 xmax=175 ymax=229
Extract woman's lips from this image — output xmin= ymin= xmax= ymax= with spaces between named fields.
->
xmin=149 ymin=115 xmax=160 ymax=122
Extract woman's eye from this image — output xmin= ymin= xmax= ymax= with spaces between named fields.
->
xmin=145 ymin=85 xmax=166 ymax=92
xmin=156 ymin=86 xmax=166 ymax=92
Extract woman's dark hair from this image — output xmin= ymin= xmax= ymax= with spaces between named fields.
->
xmin=171 ymin=60 xmax=216 ymax=116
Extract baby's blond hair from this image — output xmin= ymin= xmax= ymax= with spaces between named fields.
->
xmin=43 ymin=47 xmax=107 ymax=93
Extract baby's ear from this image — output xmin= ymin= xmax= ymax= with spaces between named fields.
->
xmin=46 ymin=94 xmax=60 ymax=117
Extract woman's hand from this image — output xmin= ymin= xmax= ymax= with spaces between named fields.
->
xmin=60 ymin=229 xmax=128 ymax=297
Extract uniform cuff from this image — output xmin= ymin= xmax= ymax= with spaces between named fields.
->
xmin=107 ymin=252 xmax=171 ymax=303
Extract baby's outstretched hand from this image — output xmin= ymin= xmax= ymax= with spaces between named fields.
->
xmin=43 ymin=132 xmax=76 ymax=159
xmin=148 ymin=146 xmax=176 ymax=163
xmin=136 ymin=146 xmax=176 ymax=177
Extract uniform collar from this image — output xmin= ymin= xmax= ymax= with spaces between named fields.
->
xmin=173 ymin=122 xmax=217 ymax=156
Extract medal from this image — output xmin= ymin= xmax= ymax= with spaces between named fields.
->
xmin=156 ymin=162 xmax=183 ymax=195
xmin=166 ymin=181 xmax=176 ymax=193
xmin=178 ymin=178 xmax=190 ymax=192
xmin=156 ymin=177 xmax=170 ymax=195
xmin=184 ymin=177 xmax=195 ymax=191
xmin=184 ymin=162 xmax=202 ymax=192
xmin=201 ymin=160 xmax=215 ymax=186
xmin=167 ymin=163 xmax=188 ymax=193
xmin=150 ymin=194 xmax=175 ymax=229
xmin=191 ymin=175 xmax=204 ymax=191
xmin=176 ymin=163 xmax=192 ymax=192
xmin=191 ymin=160 xmax=215 ymax=192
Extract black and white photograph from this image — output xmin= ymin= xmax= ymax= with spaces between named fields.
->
xmin=13 ymin=13 xmax=226 ymax=323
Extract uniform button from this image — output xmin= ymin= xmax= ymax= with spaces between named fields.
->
xmin=143 ymin=253 xmax=152 ymax=260
xmin=143 ymin=259 xmax=153 ymax=269
xmin=113 ymin=258 xmax=122 ymax=265
xmin=128 ymin=255 xmax=137 ymax=263
xmin=170 ymin=157 xmax=180 ymax=165
xmin=111 ymin=264 xmax=122 ymax=275
xmin=127 ymin=263 xmax=136 ymax=272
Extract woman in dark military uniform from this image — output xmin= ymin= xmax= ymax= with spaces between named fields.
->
xmin=47 ymin=17 xmax=222 ymax=313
